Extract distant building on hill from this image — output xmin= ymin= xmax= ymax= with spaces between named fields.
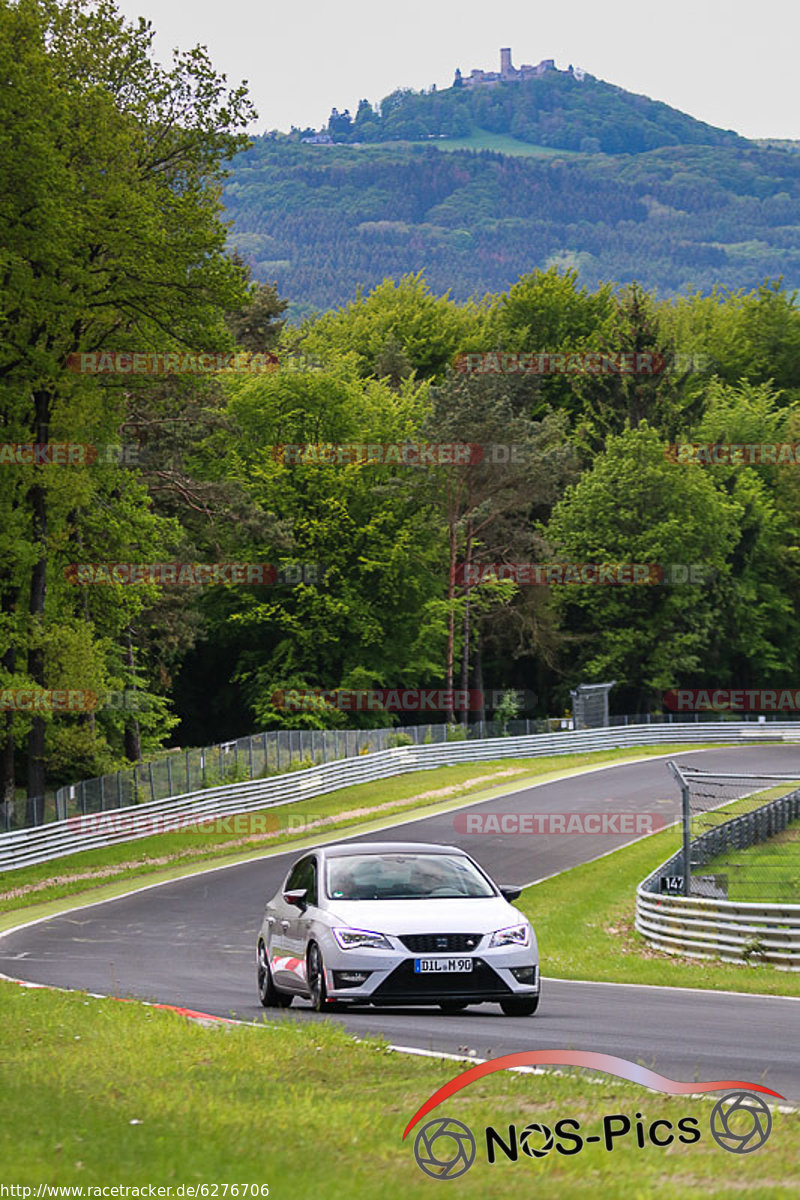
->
xmin=456 ymin=48 xmax=566 ymax=89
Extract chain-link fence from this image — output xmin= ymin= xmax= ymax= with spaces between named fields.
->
xmin=665 ymin=764 xmax=800 ymax=902
xmin=3 ymin=717 xmax=564 ymax=833
xmin=3 ymin=709 xmax=799 ymax=834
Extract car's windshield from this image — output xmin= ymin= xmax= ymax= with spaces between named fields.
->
xmin=326 ymin=853 xmax=496 ymax=900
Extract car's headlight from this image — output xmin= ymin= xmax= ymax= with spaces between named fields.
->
xmin=489 ymin=923 xmax=530 ymax=948
xmin=332 ymin=927 xmax=393 ymax=951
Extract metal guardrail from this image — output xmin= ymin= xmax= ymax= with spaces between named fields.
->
xmin=14 ymin=718 xmax=564 ymax=833
xmin=636 ymin=787 xmax=800 ymax=970
xmin=2 ymin=720 xmax=799 ymax=874
xmin=8 ymin=709 xmax=796 ymax=834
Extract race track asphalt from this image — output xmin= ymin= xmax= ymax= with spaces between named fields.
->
xmin=2 ymin=745 xmax=799 ymax=1101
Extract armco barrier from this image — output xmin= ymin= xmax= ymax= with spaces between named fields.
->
xmin=10 ymin=711 xmax=796 ymax=833
xmin=636 ymin=787 xmax=800 ymax=970
xmin=1 ymin=721 xmax=799 ymax=874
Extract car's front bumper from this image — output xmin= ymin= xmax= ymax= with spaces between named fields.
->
xmin=321 ymin=939 xmax=540 ymax=1005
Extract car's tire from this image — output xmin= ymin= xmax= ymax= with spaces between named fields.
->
xmin=500 ymin=994 xmax=540 ymax=1017
xmin=439 ymin=1001 xmax=469 ymax=1014
xmin=257 ymin=940 xmax=293 ymax=1008
xmin=307 ymin=942 xmax=340 ymax=1012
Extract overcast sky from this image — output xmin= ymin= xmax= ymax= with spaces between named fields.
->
xmin=115 ymin=0 xmax=799 ymax=140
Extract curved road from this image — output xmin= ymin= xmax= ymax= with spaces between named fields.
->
xmin=2 ymin=747 xmax=799 ymax=1101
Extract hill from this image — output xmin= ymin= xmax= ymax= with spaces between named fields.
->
xmin=224 ymin=54 xmax=799 ymax=317
xmin=224 ymin=135 xmax=800 ymax=318
xmin=307 ymin=61 xmax=747 ymax=156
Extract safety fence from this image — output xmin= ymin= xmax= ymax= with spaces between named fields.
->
xmin=5 ymin=710 xmax=796 ymax=833
xmin=636 ymin=786 xmax=800 ymax=969
xmin=7 ymin=719 xmax=560 ymax=832
xmin=2 ymin=719 xmax=799 ymax=873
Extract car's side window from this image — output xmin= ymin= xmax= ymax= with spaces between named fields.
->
xmin=285 ymin=858 xmax=306 ymax=892
xmin=306 ymin=858 xmax=318 ymax=906
xmin=285 ymin=856 xmax=317 ymax=905
xmin=298 ymin=857 xmax=317 ymax=905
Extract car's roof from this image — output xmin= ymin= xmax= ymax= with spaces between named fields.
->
xmin=319 ymin=841 xmax=466 ymax=859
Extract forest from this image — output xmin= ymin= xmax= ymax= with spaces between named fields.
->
xmin=2 ymin=0 xmax=800 ymax=810
xmin=225 ymin=138 xmax=800 ymax=317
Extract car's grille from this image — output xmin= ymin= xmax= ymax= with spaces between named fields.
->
xmin=371 ymin=958 xmax=512 ymax=1002
xmin=399 ymin=933 xmax=482 ymax=953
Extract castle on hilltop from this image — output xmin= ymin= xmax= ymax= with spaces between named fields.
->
xmin=455 ymin=48 xmax=582 ymax=89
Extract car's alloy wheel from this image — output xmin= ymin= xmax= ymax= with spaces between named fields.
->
xmin=257 ymin=940 xmax=292 ymax=1008
xmin=500 ymin=993 xmax=540 ymax=1016
xmin=306 ymin=942 xmax=330 ymax=1012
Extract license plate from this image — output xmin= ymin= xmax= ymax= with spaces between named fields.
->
xmin=414 ymin=957 xmax=473 ymax=973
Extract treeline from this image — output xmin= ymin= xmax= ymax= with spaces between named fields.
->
xmin=297 ymin=71 xmax=746 ymax=156
xmin=225 ymin=140 xmax=800 ymax=316
xmin=2 ymin=2 xmax=800 ymax=812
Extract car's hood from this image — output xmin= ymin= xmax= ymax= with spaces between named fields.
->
xmin=324 ymin=896 xmax=525 ymax=935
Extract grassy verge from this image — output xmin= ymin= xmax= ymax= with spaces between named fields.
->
xmin=517 ymin=796 xmax=800 ymax=997
xmin=700 ymin=820 xmax=800 ymax=903
xmin=0 ymin=744 xmax=710 ymax=921
xmin=0 ymin=982 xmax=796 ymax=1195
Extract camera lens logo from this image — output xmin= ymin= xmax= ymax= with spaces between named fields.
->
xmin=413 ymin=1117 xmax=476 ymax=1179
xmin=710 ymin=1091 xmax=772 ymax=1154
xmin=520 ymin=1122 xmax=555 ymax=1158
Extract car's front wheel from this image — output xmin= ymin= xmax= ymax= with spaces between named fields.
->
xmin=500 ymin=994 xmax=540 ymax=1017
xmin=257 ymin=940 xmax=293 ymax=1008
xmin=307 ymin=942 xmax=339 ymax=1012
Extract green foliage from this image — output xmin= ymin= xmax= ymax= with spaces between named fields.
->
xmin=494 ymin=690 xmax=522 ymax=733
xmin=386 ymin=731 xmax=414 ymax=747
xmin=317 ymin=71 xmax=746 ymax=155
xmin=3 ymin=2 xmax=800 ymax=795
xmin=0 ymin=0 xmax=253 ymax=793
xmin=223 ymin=138 xmax=800 ymax=313
xmin=545 ymin=423 xmax=742 ymax=706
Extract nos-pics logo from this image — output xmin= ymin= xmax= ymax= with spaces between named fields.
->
xmin=405 ymin=1052 xmax=781 ymax=1180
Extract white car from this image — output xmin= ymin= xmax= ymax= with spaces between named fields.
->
xmin=256 ymin=841 xmax=540 ymax=1016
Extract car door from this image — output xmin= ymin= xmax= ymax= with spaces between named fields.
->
xmin=282 ymin=855 xmax=319 ymax=994
xmin=268 ymin=858 xmax=306 ymax=989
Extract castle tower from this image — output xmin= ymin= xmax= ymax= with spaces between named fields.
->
xmin=500 ymin=47 xmax=514 ymax=78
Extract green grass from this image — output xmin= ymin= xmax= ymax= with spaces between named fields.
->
xmin=0 ymin=745 xmax=708 ymax=920
xmin=411 ymin=128 xmax=582 ymax=157
xmin=686 ymin=783 xmax=800 ymax=903
xmin=517 ymin=792 xmax=800 ymax=997
xmin=1 ymin=981 xmax=796 ymax=1195
xmin=699 ymin=820 xmax=800 ymax=903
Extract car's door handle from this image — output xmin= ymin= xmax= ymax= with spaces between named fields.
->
xmin=281 ymin=920 xmax=290 ymax=931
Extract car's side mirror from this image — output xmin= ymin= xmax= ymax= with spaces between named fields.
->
xmin=500 ymin=885 xmax=522 ymax=902
xmin=283 ymin=887 xmax=308 ymax=909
